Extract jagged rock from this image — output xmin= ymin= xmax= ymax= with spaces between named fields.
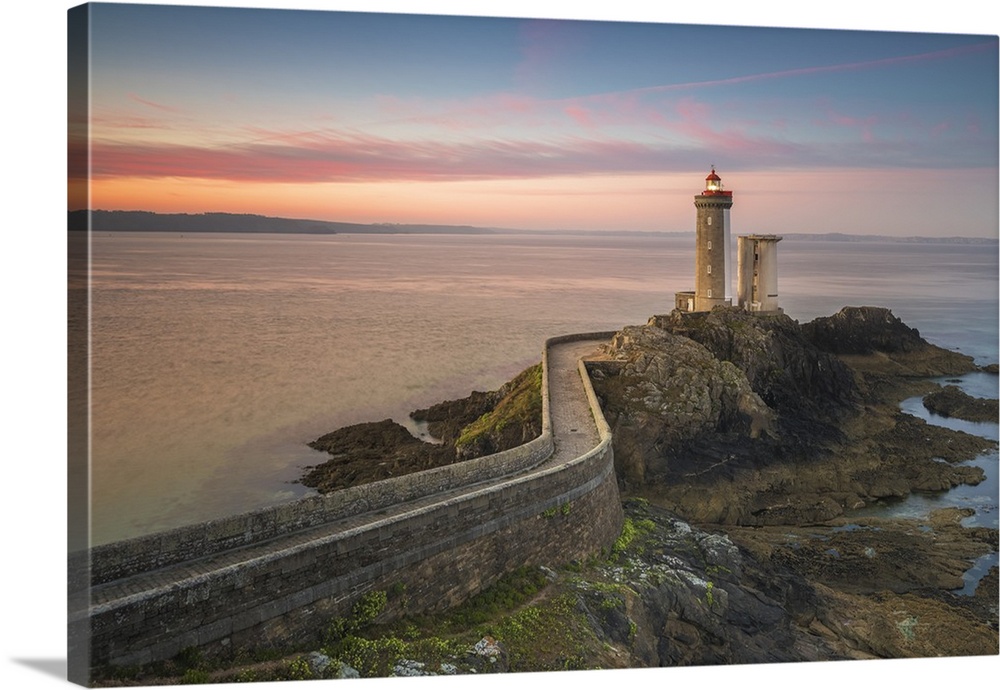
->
xmin=802 ymin=305 xmax=926 ymax=354
xmin=393 ymin=659 xmax=431 ymax=676
xmin=302 ymin=420 xmax=457 ymax=492
xmin=466 ymin=636 xmax=508 ymax=673
xmin=305 ymin=651 xmax=331 ymax=676
xmin=411 ymin=391 xmax=499 ymax=445
xmin=589 ymin=322 xmax=777 ymax=488
xmin=593 ymin=500 xmax=997 ymax=665
xmin=335 ymin=661 xmax=360 ymax=679
xmin=802 ymin=306 xmax=976 ymax=376
xmin=652 ymin=308 xmax=858 ymax=415
xmin=589 ymin=306 xmax=992 ymax=525
xmin=304 ymin=365 xmax=542 ymax=490
xmin=923 ymin=385 xmax=999 ymax=423
xmin=595 ymin=500 xmax=843 ymax=666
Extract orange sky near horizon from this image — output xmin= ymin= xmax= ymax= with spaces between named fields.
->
xmin=78 ymin=167 xmax=997 ymax=236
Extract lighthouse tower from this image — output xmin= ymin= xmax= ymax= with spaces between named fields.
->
xmin=693 ymin=167 xmax=733 ymax=311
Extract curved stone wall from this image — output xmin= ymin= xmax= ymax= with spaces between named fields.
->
xmin=76 ymin=332 xmax=623 ymax=669
xmin=84 ymin=344 xmax=559 ymax=586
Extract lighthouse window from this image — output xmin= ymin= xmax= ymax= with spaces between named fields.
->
xmin=707 ymin=289 xmax=713 ymax=298
xmin=707 ymin=240 xmax=712 ymax=250
xmin=707 ymin=217 xmax=712 ymax=226
xmin=707 ymin=264 xmax=712 ymax=274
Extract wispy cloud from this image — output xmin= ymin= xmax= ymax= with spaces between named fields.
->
xmin=622 ymin=40 xmax=997 ymax=97
xmin=128 ymin=93 xmax=181 ymax=113
xmin=370 ymin=40 xmax=997 ymax=135
xmin=85 ymin=40 xmax=996 ymax=186
xmin=88 ymin=131 xmax=682 ymax=182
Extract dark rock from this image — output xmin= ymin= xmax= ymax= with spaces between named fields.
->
xmin=801 ymin=305 xmax=926 ymax=355
xmin=305 ymin=365 xmax=542 ymax=491
xmin=587 ymin=321 xmax=783 ymax=490
xmin=801 ymin=306 xmax=976 ymax=376
xmin=411 ymin=365 xmax=542 ymax=455
xmin=923 ymin=385 xmax=999 ymax=423
xmin=450 ymin=365 xmax=543 ymax=461
xmin=651 ymin=308 xmax=858 ymax=416
xmin=411 ymin=391 xmax=499 ymax=445
xmin=594 ymin=500 xmax=845 ymax=665
xmin=589 ymin=306 xmax=994 ymax=525
xmin=302 ymin=420 xmax=456 ymax=492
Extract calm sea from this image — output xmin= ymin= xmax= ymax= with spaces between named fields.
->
xmin=87 ymin=232 xmax=999 ymax=545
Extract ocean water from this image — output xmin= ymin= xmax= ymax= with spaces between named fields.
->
xmin=86 ymin=232 xmax=998 ymax=545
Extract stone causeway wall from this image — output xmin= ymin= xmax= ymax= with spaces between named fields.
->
xmin=72 ymin=332 xmax=623 ymax=670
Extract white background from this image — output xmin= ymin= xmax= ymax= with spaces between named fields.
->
xmin=3 ymin=1 xmax=998 ymax=689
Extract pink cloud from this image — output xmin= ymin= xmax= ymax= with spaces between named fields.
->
xmin=563 ymin=104 xmax=594 ymax=127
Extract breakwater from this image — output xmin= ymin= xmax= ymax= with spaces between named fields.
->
xmin=69 ymin=332 xmax=623 ymax=676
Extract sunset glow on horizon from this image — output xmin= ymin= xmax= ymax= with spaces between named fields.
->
xmin=71 ymin=3 xmax=999 ymax=236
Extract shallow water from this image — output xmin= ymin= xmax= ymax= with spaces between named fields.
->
xmin=854 ymin=372 xmax=999 ymax=530
xmin=849 ymin=370 xmax=999 ymax=595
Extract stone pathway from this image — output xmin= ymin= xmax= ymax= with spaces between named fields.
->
xmin=547 ymin=339 xmax=605 ymax=461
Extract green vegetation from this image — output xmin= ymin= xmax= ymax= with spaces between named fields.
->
xmin=704 ymin=581 xmax=715 ymax=608
xmin=487 ymin=592 xmax=592 ymax=670
xmin=611 ymin=517 xmax=652 ymax=559
xmin=325 ymin=590 xmax=389 ymax=645
xmin=318 ymin=566 xmax=602 ymax=677
xmin=456 ymin=364 xmax=542 ymax=452
xmin=542 ymin=502 xmax=572 ymax=519
xmin=179 ymin=668 xmax=209 ymax=684
xmin=443 ymin=566 xmax=550 ymax=628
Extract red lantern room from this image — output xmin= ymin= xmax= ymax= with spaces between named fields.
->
xmin=703 ymin=166 xmax=732 ymax=196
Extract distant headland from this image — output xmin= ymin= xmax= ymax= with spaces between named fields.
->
xmin=68 ymin=209 xmax=997 ymax=243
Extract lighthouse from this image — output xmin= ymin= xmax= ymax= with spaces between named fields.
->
xmin=674 ymin=167 xmax=734 ymax=312
xmin=673 ymin=167 xmax=784 ymax=315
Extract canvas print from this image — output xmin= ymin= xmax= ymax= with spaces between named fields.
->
xmin=67 ymin=2 xmax=999 ymax=687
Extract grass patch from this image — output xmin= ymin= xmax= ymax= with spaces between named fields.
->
xmin=456 ymin=364 xmax=542 ymax=452
xmin=443 ymin=566 xmax=550 ymax=629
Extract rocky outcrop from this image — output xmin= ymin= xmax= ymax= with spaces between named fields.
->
xmin=588 ymin=306 xmax=992 ymax=525
xmin=802 ymin=306 xmax=976 ymax=376
xmin=304 ymin=365 xmax=543 ymax=491
xmin=651 ymin=308 xmax=858 ymax=415
xmin=302 ymin=420 xmax=456 ymax=492
xmin=586 ymin=321 xmax=779 ymax=491
xmin=443 ymin=364 xmax=543 ymax=461
xmin=587 ymin=499 xmax=841 ymax=665
xmin=801 ymin=305 xmax=927 ymax=354
xmin=923 ymin=385 xmax=999 ymax=423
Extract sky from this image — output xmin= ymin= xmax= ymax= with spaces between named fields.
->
xmin=68 ymin=1 xmax=999 ymax=237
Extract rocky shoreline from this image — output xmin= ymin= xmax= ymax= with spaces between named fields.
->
xmin=290 ymin=305 xmax=999 ymax=672
xmin=586 ymin=307 xmax=995 ymax=525
xmin=91 ymin=305 xmax=997 ymax=684
xmin=301 ymin=364 xmax=543 ymax=492
xmin=923 ymin=384 xmax=1000 ymax=423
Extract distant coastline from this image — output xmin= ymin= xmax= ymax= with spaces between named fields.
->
xmin=69 ymin=209 xmax=998 ymax=244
